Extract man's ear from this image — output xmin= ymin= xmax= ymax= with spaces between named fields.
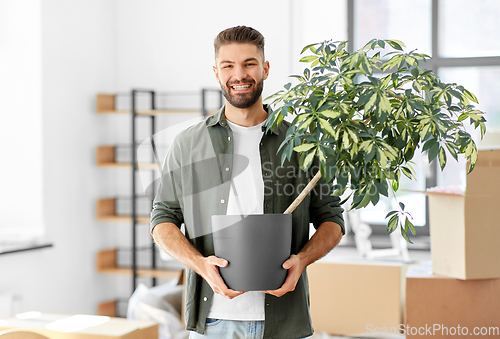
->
xmin=263 ymin=61 xmax=270 ymax=80
xmin=213 ymin=65 xmax=220 ymax=83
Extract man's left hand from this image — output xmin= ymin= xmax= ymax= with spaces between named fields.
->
xmin=261 ymin=254 xmax=305 ymax=298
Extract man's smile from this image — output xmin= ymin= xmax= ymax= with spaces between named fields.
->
xmin=231 ymin=84 xmax=252 ymax=91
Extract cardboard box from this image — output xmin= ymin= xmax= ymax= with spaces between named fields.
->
xmin=0 ymin=313 xmax=158 ymax=339
xmin=308 ymin=259 xmax=409 ymax=336
xmin=428 ymin=148 xmax=500 ymax=280
xmin=405 ymin=265 xmax=500 ymax=338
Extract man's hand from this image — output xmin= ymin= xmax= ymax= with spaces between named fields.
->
xmin=200 ymin=255 xmax=247 ymax=299
xmin=261 ymin=254 xmax=305 ymax=298
xmin=261 ymin=221 xmax=343 ymax=298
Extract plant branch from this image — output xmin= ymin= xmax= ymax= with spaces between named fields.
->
xmin=284 ymin=171 xmax=323 ymax=214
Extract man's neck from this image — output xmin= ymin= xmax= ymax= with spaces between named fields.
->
xmin=224 ymin=99 xmax=268 ymax=127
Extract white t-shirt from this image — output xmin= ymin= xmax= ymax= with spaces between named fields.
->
xmin=207 ymin=119 xmax=266 ymax=321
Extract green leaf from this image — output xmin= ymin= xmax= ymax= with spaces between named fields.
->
xmin=467 ymin=144 xmax=478 ymax=174
xmin=320 ymin=110 xmax=341 ymax=119
xmin=387 ymin=214 xmax=398 ymax=234
xmin=405 ymin=217 xmax=416 ymax=236
xmin=300 ymin=55 xmax=318 ymax=63
xmin=342 ymin=131 xmax=350 ymax=149
xmin=379 ymin=94 xmax=391 ymax=114
xmin=438 ymin=146 xmax=447 ymax=170
xmin=411 ymin=67 xmax=419 ymax=78
xmin=386 ymin=39 xmax=405 ymax=51
xmin=347 ymin=128 xmax=359 ymax=143
xmin=363 ymin=143 xmax=376 ymax=163
xmin=463 ymin=88 xmax=478 ymax=103
xmin=392 ymin=179 xmax=399 ymax=192
xmin=319 ymin=118 xmax=336 ymax=137
xmin=375 ymin=180 xmax=389 ymax=197
xmin=364 ymin=92 xmax=378 ymax=112
xmin=445 ymin=142 xmax=458 ymax=161
xmin=299 ymin=116 xmax=314 ymax=131
xmin=428 ymin=142 xmax=440 ymax=162
xmin=401 ymin=227 xmax=413 ymax=244
xmin=300 ymin=42 xmax=319 ymax=54
xmin=309 ymin=92 xmax=318 ymax=109
xmin=302 ymin=149 xmax=316 ymax=171
xmin=281 ymin=142 xmax=293 ymax=165
xmin=293 ymin=143 xmax=315 ymax=152
xmin=385 ymin=210 xmax=398 ymax=219
xmin=370 ymin=189 xmax=380 ymax=205
xmin=357 ymin=191 xmax=372 ymax=209
xmin=304 ymin=68 xmax=311 ymax=80
xmin=401 ymin=166 xmax=413 ymax=179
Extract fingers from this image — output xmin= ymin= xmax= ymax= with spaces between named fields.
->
xmin=203 ymin=256 xmax=246 ymax=299
xmin=282 ymin=258 xmax=293 ymax=270
xmin=262 ymin=277 xmax=295 ymax=298
xmin=206 ymin=255 xmax=228 ymax=268
xmin=263 ymin=255 xmax=302 ymax=297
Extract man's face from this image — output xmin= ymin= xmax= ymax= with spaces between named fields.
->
xmin=213 ymin=43 xmax=270 ymax=109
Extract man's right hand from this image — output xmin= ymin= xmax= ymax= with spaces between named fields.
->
xmin=199 ymin=255 xmax=246 ymax=299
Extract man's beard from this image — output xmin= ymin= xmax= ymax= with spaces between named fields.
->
xmin=220 ymin=77 xmax=264 ymax=109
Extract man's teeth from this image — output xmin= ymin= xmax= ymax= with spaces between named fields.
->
xmin=232 ymin=84 xmax=251 ymax=89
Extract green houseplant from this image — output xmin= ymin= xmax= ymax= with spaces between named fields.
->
xmin=266 ymin=39 xmax=486 ymax=242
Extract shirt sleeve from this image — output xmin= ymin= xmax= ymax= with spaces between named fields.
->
xmin=150 ymin=137 xmax=184 ymax=234
xmin=308 ymin=159 xmax=345 ymax=234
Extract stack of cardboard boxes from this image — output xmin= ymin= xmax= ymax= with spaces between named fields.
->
xmin=405 ymin=148 xmax=500 ymax=337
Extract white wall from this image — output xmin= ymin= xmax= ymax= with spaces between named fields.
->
xmin=0 ymin=0 xmax=43 ymax=239
xmin=0 ymin=0 xmax=119 ymax=315
xmin=114 ymin=0 xmax=294 ymax=97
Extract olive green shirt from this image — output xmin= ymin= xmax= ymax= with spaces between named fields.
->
xmin=151 ymin=105 xmax=344 ymax=339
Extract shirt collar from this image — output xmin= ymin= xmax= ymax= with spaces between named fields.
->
xmin=206 ymin=104 xmax=280 ymax=135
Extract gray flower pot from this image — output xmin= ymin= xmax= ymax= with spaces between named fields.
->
xmin=211 ymin=214 xmax=292 ymax=291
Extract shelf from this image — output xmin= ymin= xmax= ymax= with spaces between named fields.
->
xmin=96 ymin=94 xmax=217 ymax=115
xmin=96 ymin=248 xmax=183 ymax=279
xmin=96 ymin=145 xmax=158 ymax=170
xmin=97 ymin=300 xmax=117 ymax=317
xmin=96 ymin=198 xmax=150 ymax=224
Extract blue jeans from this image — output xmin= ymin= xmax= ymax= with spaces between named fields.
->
xmin=189 ymin=318 xmax=265 ymax=339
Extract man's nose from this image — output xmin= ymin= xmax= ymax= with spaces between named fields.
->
xmin=233 ymin=66 xmax=248 ymax=81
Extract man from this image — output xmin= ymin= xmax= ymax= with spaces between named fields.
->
xmin=151 ymin=26 xmax=344 ymax=339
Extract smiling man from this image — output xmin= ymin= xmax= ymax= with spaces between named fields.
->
xmin=151 ymin=26 xmax=344 ymax=339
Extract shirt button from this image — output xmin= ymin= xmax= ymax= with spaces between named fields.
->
xmin=225 ymin=167 xmax=230 ymax=172
xmin=228 ymin=136 xmax=231 ymax=141
xmin=220 ymin=199 xmax=225 ymax=204
xmin=204 ymin=297 xmax=207 ymax=302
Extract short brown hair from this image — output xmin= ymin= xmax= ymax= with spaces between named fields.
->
xmin=214 ymin=26 xmax=265 ymax=60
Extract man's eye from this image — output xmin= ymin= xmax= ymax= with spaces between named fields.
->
xmin=246 ymin=63 xmax=256 ymax=66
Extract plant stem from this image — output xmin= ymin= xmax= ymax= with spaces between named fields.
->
xmin=284 ymin=171 xmax=323 ymax=214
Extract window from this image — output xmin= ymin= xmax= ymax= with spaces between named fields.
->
xmin=439 ymin=0 xmax=500 ymax=58
xmin=352 ymin=0 xmax=500 ymax=229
